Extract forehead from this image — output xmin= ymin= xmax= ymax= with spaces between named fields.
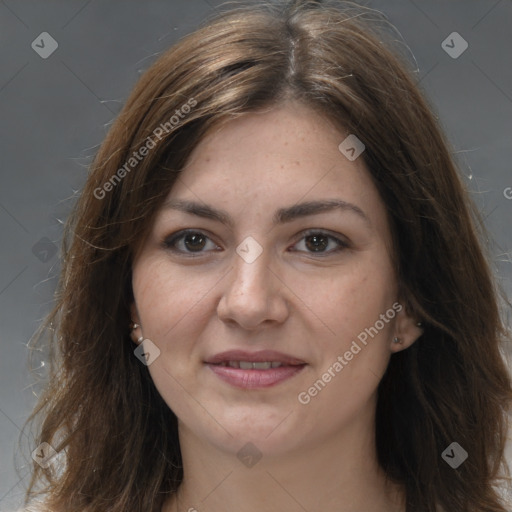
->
xmin=164 ymin=103 xmax=388 ymax=232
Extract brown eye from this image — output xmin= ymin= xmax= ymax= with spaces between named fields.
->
xmin=163 ymin=230 xmax=219 ymax=255
xmin=304 ymin=234 xmax=329 ymax=252
xmin=182 ymin=232 xmax=207 ymax=251
xmin=292 ymin=230 xmax=349 ymax=255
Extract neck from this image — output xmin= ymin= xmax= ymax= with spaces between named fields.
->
xmin=163 ymin=412 xmax=405 ymax=512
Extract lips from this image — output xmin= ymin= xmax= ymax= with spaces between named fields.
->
xmin=204 ymin=349 xmax=307 ymax=367
xmin=204 ymin=350 xmax=307 ymax=389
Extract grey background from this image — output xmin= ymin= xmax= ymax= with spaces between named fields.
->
xmin=1 ymin=0 xmax=511 ymax=510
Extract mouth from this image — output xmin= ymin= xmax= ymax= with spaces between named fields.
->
xmin=211 ymin=360 xmax=300 ymax=369
xmin=204 ymin=349 xmax=306 ymax=366
xmin=204 ymin=350 xmax=307 ymax=389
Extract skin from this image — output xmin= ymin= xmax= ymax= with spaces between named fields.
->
xmin=130 ymin=101 xmax=423 ymax=512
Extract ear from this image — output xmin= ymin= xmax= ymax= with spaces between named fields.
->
xmin=130 ymin=302 xmax=140 ymax=324
xmin=129 ymin=303 xmax=143 ymax=345
xmin=390 ymin=302 xmax=423 ymax=353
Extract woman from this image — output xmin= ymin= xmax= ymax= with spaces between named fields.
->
xmin=19 ymin=0 xmax=512 ymax=511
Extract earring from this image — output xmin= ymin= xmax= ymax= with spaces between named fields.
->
xmin=130 ymin=321 xmax=143 ymax=345
xmin=417 ymin=321 xmax=423 ymax=327
xmin=393 ymin=337 xmax=402 ymax=344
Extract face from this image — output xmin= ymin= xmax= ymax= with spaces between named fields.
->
xmin=131 ymin=102 xmax=420 ymax=458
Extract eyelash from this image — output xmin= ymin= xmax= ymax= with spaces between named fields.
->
xmin=162 ymin=229 xmax=349 ymax=258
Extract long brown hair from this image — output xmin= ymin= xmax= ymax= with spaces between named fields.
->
xmin=20 ymin=1 xmax=512 ymax=510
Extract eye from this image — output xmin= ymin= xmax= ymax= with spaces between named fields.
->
xmin=162 ymin=230 xmax=220 ymax=256
xmin=291 ymin=230 xmax=349 ymax=256
xmin=162 ymin=229 xmax=349 ymax=257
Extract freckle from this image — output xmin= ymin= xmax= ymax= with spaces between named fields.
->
xmin=280 ymin=164 xmax=284 ymax=169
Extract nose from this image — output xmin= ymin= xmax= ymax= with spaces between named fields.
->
xmin=216 ymin=248 xmax=290 ymax=331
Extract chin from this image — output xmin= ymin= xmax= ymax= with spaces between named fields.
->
xmin=190 ymin=406 xmax=305 ymax=454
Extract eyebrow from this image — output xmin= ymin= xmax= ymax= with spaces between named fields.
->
xmin=161 ymin=198 xmax=371 ymax=228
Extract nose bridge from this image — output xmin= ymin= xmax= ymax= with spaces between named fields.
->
xmin=230 ymin=244 xmax=272 ymax=297
xmin=217 ymin=240 xmax=288 ymax=328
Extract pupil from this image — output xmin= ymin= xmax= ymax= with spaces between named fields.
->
xmin=185 ymin=233 xmax=206 ymax=251
xmin=306 ymin=234 xmax=328 ymax=252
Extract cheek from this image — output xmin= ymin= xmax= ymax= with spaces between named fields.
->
xmin=294 ymin=258 xmax=396 ymax=343
xmin=132 ymin=257 xmax=213 ymax=338
xmin=298 ymin=256 xmax=397 ymax=403
xmin=295 ymin=273 xmax=396 ymax=427
xmin=132 ymin=261 xmax=194 ymax=384
xmin=131 ymin=258 xmax=210 ymax=412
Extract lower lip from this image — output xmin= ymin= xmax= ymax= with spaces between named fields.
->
xmin=206 ymin=363 xmax=306 ymax=389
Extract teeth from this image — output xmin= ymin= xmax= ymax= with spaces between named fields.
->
xmin=253 ymin=362 xmax=273 ymax=370
xmin=219 ymin=361 xmax=284 ymax=369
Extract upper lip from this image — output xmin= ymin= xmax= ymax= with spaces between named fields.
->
xmin=204 ymin=350 xmax=306 ymax=366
